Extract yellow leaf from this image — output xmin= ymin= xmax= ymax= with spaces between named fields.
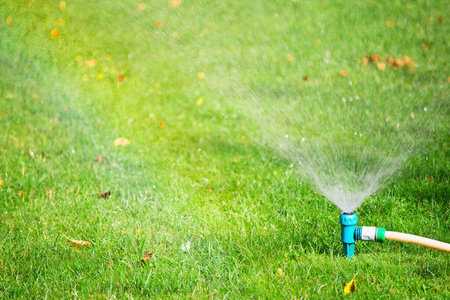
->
xmin=50 ymin=29 xmax=60 ymax=38
xmin=70 ymin=240 xmax=90 ymax=247
xmin=6 ymin=16 xmax=13 ymax=25
xmin=197 ymin=72 xmax=205 ymax=79
xmin=137 ymin=3 xmax=146 ymax=10
xmin=84 ymin=59 xmax=97 ymax=67
xmin=113 ymin=137 xmax=131 ymax=146
xmin=196 ymin=98 xmax=204 ymax=105
xmin=0 ymin=180 xmax=5 ymax=188
xmin=277 ymin=268 xmax=283 ymax=277
xmin=60 ymin=1 xmax=66 ymax=10
xmin=344 ymin=275 xmax=357 ymax=296
xmin=339 ymin=70 xmax=348 ymax=77
xmin=286 ymin=54 xmax=293 ymax=61
xmin=169 ymin=0 xmax=181 ymax=8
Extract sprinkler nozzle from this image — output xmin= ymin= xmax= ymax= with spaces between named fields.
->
xmin=339 ymin=213 xmax=357 ymax=258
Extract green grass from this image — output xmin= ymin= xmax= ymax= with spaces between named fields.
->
xmin=0 ymin=0 xmax=449 ymax=298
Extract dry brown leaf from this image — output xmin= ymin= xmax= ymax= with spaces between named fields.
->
xmin=141 ymin=251 xmax=154 ymax=263
xmin=393 ymin=58 xmax=404 ymax=67
xmin=423 ymin=43 xmax=429 ymax=50
xmin=402 ymin=56 xmax=414 ymax=67
xmin=113 ymin=137 xmax=131 ymax=146
xmin=71 ymin=240 xmax=90 ymax=247
xmin=154 ymin=21 xmax=163 ymax=28
xmin=339 ymin=70 xmax=348 ymax=76
xmin=60 ymin=1 xmax=66 ymax=10
xmin=96 ymin=156 xmax=104 ymax=163
xmin=84 ymin=59 xmax=97 ymax=67
xmin=377 ymin=62 xmax=386 ymax=71
xmin=137 ymin=3 xmax=146 ymax=10
xmin=118 ymin=73 xmax=125 ymax=83
xmin=51 ymin=29 xmax=60 ymax=38
xmin=169 ymin=0 xmax=181 ymax=7
xmin=446 ymin=77 xmax=450 ymax=82
xmin=99 ymin=191 xmax=111 ymax=198
xmin=387 ymin=21 xmax=394 ymax=27
xmin=286 ymin=54 xmax=293 ymax=61
xmin=302 ymin=76 xmax=308 ymax=82
xmin=0 ymin=180 xmax=5 ymax=188
xmin=18 ymin=191 xmax=24 ymax=196
xmin=159 ymin=121 xmax=165 ymax=128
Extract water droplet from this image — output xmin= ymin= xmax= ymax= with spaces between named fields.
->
xmin=301 ymin=137 xmax=306 ymax=142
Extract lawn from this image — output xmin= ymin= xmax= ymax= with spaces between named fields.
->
xmin=0 ymin=0 xmax=449 ymax=298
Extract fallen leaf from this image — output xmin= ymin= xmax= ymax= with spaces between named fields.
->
xmin=18 ymin=191 xmax=24 ymax=196
xmin=377 ymin=62 xmax=386 ymax=71
xmin=393 ymin=58 xmax=404 ymax=67
xmin=0 ymin=180 xmax=5 ymax=188
xmin=141 ymin=251 xmax=153 ymax=263
xmin=196 ymin=98 xmax=204 ymax=105
xmin=402 ymin=56 xmax=414 ymax=67
xmin=137 ymin=3 xmax=146 ymax=10
xmin=446 ymin=77 xmax=450 ymax=82
xmin=277 ymin=268 xmax=283 ymax=277
xmin=99 ymin=191 xmax=111 ymax=198
xmin=387 ymin=21 xmax=394 ymax=27
xmin=372 ymin=54 xmax=381 ymax=62
xmin=406 ymin=3 xmax=411 ymax=9
xmin=113 ymin=137 xmax=131 ymax=146
xmin=70 ymin=240 xmax=90 ymax=247
xmin=159 ymin=121 xmax=165 ymax=128
xmin=6 ymin=16 xmax=13 ymax=25
xmin=118 ymin=73 xmax=125 ymax=82
xmin=423 ymin=43 xmax=429 ymax=50
xmin=197 ymin=72 xmax=205 ymax=79
xmin=286 ymin=54 xmax=293 ymax=61
xmin=241 ymin=135 xmax=246 ymax=140
xmin=56 ymin=19 xmax=64 ymax=25
xmin=302 ymin=76 xmax=308 ymax=82
xmin=339 ymin=70 xmax=348 ymax=76
xmin=154 ymin=21 xmax=163 ymax=28
xmin=60 ymin=1 xmax=66 ymax=10
xmin=344 ymin=279 xmax=356 ymax=296
xmin=75 ymin=55 xmax=81 ymax=61
xmin=384 ymin=55 xmax=394 ymax=65
xmin=169 ymin=0 xmax=181 ymax=7
xmin=438 ymin=17 xmax=445 ymax=23
xmin=97 ymin=73 xmax=103 ymax=80
xmin=84 ymin=59 xmax=97 ymax=67
xmin=50 ymin=29 xmax=60 ymax=38
xmin=96 ymin=156 xmax=104 ymax=163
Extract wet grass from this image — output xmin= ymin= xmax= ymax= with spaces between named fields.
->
xmin=1 ymin=0 xmax=449 ymax=298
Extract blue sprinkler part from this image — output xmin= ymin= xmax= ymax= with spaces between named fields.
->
xmin=339 ymin=213 xmax=357 ymax=258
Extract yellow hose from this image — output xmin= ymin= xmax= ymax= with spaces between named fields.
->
xmin=385 ymin=231 xmax=450 ymax=253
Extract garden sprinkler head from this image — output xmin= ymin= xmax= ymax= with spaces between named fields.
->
xmin=339 ymin=212 xmax=357 ymax=258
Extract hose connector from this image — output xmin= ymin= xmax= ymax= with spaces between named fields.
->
xmin=339 ymin=213 xmax=357 ymax=258
xmin=355 ymin=226 xmax=386 ymax=242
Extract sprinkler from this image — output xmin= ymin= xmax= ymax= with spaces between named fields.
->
xmin=339 ymin=212 xmax=450 ymax=258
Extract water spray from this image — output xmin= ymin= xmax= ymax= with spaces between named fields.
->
xmin=339 ymin=213 xmax=450 ymax=258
